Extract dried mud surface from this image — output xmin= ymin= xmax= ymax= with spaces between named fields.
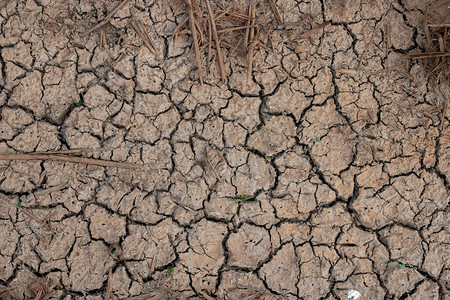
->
xmin=0 ymin=0 xmax=449 ymax=299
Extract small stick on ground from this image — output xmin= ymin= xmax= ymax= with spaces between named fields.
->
xmin=267 ymin=0 xmax=283 ymax=24
xmin=0 ymin=197 xmax=54 ymax=232
xmin=407 ymin=52 xmax=450 ymax=59
xmin=173 ymin=18 xmax=189 ymax=44
xmin=105 ymin=269 xmax=113 ymax=300
xmin=205 ymin=150 xmax=221 ymax=181
xmin=294 ymin=21 xmax=331 ymax=41
xmin=150 ymin=254 xmax=157 ymax=274
xmin=0 ymin=154 xmax=141 ymax=169
xmin=130 ymin=17 xmax=157 ymax=54
xmin=244 ymin=5 xmax=251 ymax=55
xmin=83 ymin=0 xmax=132 ymax=36
xmin=247 ymin=4 xmax=256 ymax=84
xmin=206 ymin=15 xmax=212 ymax=75
xmin=218 ymin=25 xmax=256 ymax=34
xmin=206 ymin=0 xmax=226 ymax=82
xmin=112 ymin=52 xmax=125 ymax=67
xmin=100 ymin=30 xmax=107 ymax=48
xmin=172 ymin=199 xmax=195 ymax=212
xmin=185 ymin=0 xmax=204 ymax=84
xmin=32 ymin=149 xmax=94 ymax=156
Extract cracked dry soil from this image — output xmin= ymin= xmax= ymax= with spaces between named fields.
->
xmin=0 ymin=0 xmax=449 ymax=299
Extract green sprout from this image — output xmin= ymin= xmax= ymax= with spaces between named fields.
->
xmin=34 ymin=12 xmax=40 ymax=18
xmin=338 ymin=123 xmax=344 ymax=126
xmin=316 ymin=137 xmax=321 ymax=142
xmin=396 ymin=263 xmax=405 ymax=270
xmin=234 ymin=194 xmax=255 ymax=203
xmin=168 ymin=268 xmax=174 ymax=276
xmin=264 ymin=155 xmax=271 ymax=162
xmin=75 ymin=99 xmax=83 ymax=107
xmin=16 ymin=201 xmax=22 ymax=208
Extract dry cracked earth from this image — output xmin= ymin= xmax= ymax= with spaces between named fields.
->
xmin=0 ymin=0 xmax=449 ymax=299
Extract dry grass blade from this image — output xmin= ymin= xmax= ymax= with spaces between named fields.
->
xmin=246 ymin=4 xmax=256 ymax=83
xmin=172 ymin=199 xmax=195 ymax=212
xmin=267 ymin=0 xmax=283 ymax=24
xmin=206 ymin=0 xmax=226 ymax=82
xmin=207 ymin=16 xmax=212 ymax=74
xmin=0 ymin=196 xmax=54 ymax=232
xmin=31 ymin=148 xmax=94 ymax=155
xmin=105 ymin=269 xmax=113 ymax=300
xmin=0 ymin=153 xmax=141 ymax=169
xmin=130 ymin=16 xmax=157 ymax=54
xmin=204 ymin=150 xmax=221 ymax=181
xmin=173 ymin=18 xmax=189 ymax=43
xmin=185 ymin=0 xmax=204 ymax=84
xmin=428 ymin=23 xmax=450 ymax=27
xmin=218 ymin=25 xmax=256 ymax=34
xmin=295 ymin=21 xmax=330 ymax=40
xmin=407 ymin=52 xmax=450 ymax=59
xmin=113 ymin=52 xmax=125 ymax=68
xmin=83 ymin=0 xmax=132 ymax=36
xmin=150 ymin=254 xmax=157 ymax=274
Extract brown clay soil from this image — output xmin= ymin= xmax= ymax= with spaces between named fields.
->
xmin=0 ymin=0 xmax=449 ymax=299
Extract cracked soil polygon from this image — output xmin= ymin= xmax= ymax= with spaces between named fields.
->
xmin=0 ymin=0 xmax=449 ymax=299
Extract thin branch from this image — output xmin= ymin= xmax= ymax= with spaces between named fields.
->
xmin=206 ymin=0 xmax=226 ymax=82
xmin=267 ymin=0 xmax=283 ymax=24
xmin=205 ymin=150 xmax=221 ymax=181
xmin=105 ymin=269 xmax=113 ymax=300
xmin=83 ymin=0 xmax=132 ymax=36
xmin=247 ymin=4 xmax=256 ymax=84
xmin=294 ymin=21 xmax=330 ymax=41
xmin=130 ymin=16 xmax=157 ymax=54
xmin=0 ymin=154 xmax=141 ymax=169
xmin=407 ymin=52 xmax=450 ymax=59
xmin=185 ymin=0 xmax=204 ymax=84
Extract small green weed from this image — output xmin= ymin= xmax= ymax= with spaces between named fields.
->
xmin=34 ymin=12 xmax=40 ymax=18
xmin=316 ymin=137 xmax=321 ymax=142
xmin=16 ymin=201 xmax=22 ymax=207
xmin=264 ymin=155 xmax=271 ymax=162
xmin=168 ymin=268 xmax=174 ymax=276
xmin=396 ymin=263 xmax=405 ymax=270
xmin=75 ymin=99 xmax=83 ymax=107
xmin=234 ymin=194 xmax=255 ymax=203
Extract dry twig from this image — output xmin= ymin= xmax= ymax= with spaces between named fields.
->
xmin=130 ymin=16 xmax=157 ymax=54
xmin=185 ymin=0 xmax=204 ymax=84
xmin=0 ymin=153 xmax=141 ymax=169
xmin=294 ymin=21 xmax=330 ymax=41
xmin=206 ymin=0 xmax=226 ymax=82
xmin=83 ymin=0 xmax=132 ymax=36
